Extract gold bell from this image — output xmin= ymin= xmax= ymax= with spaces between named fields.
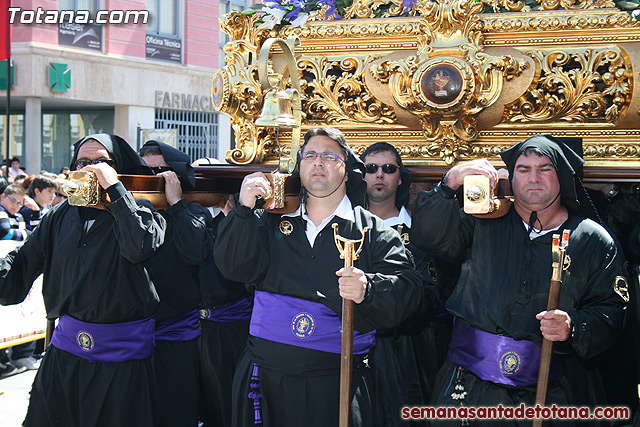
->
xmin=255 ymin=88 xmax=298 ymax=128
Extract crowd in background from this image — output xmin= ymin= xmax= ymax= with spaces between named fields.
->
xmin=0 ymin=156 xmax=70 ymax=378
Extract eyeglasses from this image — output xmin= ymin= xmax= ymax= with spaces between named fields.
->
xmin=365 ymin=163 xmax=399 ymax=174
xmin=74 ymin=158 xmax=115 ymax=170
xmin=6 ymin=195 xmax=24 ymax=207
xmin=299 ymin=151 xmax=345 ymax=163
xmin=55 ymin=192 xmax=68 ymax=199
xmin=150 ymin=166 xmax=173 ymax=175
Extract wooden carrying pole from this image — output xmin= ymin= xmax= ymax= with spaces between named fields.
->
xmin=333 ymin=224 xmax=369 ymax=427
xmin=533 ymin=229 xmax=569 ymax=427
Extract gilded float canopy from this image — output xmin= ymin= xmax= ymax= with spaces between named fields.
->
xmin=212 ymin=0 xmax=640 ymax=180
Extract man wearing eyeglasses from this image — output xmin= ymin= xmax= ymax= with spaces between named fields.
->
xmin=139 ymin=140 xmax=214 ymax=427
xmin=0 ymin=133 xmax=166 ymax=427
xmin=213 ymin=127 xmax=422 ymax=427
xmin=0 ymin=184 xmax=30 ymax=241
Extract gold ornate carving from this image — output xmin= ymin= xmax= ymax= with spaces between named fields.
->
xmin=482 ymin=0 xmax=615 ymax=12
xmin=299 ymin=56 xmax=398 ymax=124
xmin=479 ymin=10 xmax=640 ymax=35
xmin=342 ymin=0 xmax=405 ymax=18
xmin=500 ymin=47 xmax=631 ymax=125
xmin=214 ymin=4 xmax=640 ymax=169
xmin=282 ymin=19 xmax=432 ymax=40
xmin=370 ymin=0 xmax=528 ymax=163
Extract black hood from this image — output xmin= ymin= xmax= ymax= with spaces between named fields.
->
xmin=500 ymin=134 xmax=599 ymax=222
xmin=72 ymin=134 xmax=152 ymax=175
xmin=342 ymin=145 xmax=368 ymax=208
xmin=139 ymin=140 xmax=196 ymax=187
xmin=395 ymin=164 xmax=412 ymax=210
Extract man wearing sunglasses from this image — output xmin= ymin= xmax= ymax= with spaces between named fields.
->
xmin=139 ymin=140 xmax=214 ymax=427
xmin=360 ymin=142 xmax=446 ymax=425
xmin=214 ymin=127 xmax=422 ymax=427
xmin=0 ymin=134 xmax=166 ymax=427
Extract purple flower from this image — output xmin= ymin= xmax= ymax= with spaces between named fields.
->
xmin=317 ymin=0 xmax=341 ymax=19
xmin=402 ymin=0 xmax=416 ymax=13
xmin=285 ymin=7 xmax=301 ymax=22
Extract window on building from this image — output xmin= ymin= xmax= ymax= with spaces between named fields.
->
xmin=155 ymin=109 xmax=218 ymax=162
xmin=0 ymin=114 xmax=24 ymax=168
xmin=41 ymin=110 xmax=114 ymax=174
xmin=58 ymin=0 xmax=99 ymax=16
xmin=147 ymin=0 xmax=179 ymax=37
xmin=219 ymin=0 xmax=250 ymax=68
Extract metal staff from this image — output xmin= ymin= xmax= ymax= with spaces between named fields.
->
xmin=533 ymin=229 xmax=569 ymax=427
xmin=333 ymin=223 xmax=369 ymax=427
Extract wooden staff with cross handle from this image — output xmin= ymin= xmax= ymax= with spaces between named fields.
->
xmin=333 ymin=223 xmax=370 ymax=427
xmin=533 ymin=229 xmax=569 ymax=427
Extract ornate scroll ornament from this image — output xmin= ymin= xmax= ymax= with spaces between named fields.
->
xmin=213 ymin=12 xmax=279 ymax=165
xmin=299 ymin=55 xmax=398 ymax=124
xmin=482 ymin=0 xmax=615 ymax=12
xmin=370 ymin=0 xmax=529 ymax=163
xmin=500 ymin=47 xmax=632 ymax=125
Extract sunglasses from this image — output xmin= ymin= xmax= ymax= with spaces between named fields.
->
xmin=365 ymin=163 xmax=399 ymax=174
xmin=6 ymin=195 xmax=24 ymax=207
xmin=150 ymin=166 xmax=173 ymax=175
xmin=74 ymin=158 xmax=115 ymax=170
xmin=299 ymin=151 xmax=345 ymax=163
xmin=55 ymin=192 xmax=68 ymax=199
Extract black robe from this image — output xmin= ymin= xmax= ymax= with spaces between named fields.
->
xmin=145 ymin=199 xmax=213 ymax=427
xmin=213 ymin=202 xmax=422 ymax=427
xmin=370 ymin=219 xmax=442 ymax=427
xmin=410 ymin=185 xmax=628 ymax=426
xmin=198 ymin=211 xmax=252 ymax=427
xmin=0 ymin=183 xmax=165 ymax=427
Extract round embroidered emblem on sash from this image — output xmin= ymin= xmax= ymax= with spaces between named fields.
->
xmin=77 ymin=331 xmax=94 ymax=351
xmin=291 ymin=313 xmax=316 ymax=338
xmin=499 ymin=351 xmax=521 ymax=375
xmin=199 ymin=309 xmax=212 ymax=319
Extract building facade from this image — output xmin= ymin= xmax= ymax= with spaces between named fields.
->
xmin=0 ymin=0 xmax=248 ymax=174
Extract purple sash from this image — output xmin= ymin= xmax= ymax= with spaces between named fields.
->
xmin=250 ymin=290 xmax=376 ymax=355
xmin=448 ymin=318 xmax=564 ymax=387
xmin=51 ymin=315 xmax=155 ymax=363
xmin=200 ymin=295 xmax=253 ymax=323
xmin=155 ymin=309 xmax=202 ymax=341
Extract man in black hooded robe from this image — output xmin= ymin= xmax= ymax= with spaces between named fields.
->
xmin=139 ymin=140 xmax=214 ymax=427
xmin=213 ymin=127 xmax=423 ymax=427
xmin=360 ymin=141 xmax=441 ymax=426
xmin=410 ymin=135 xmax=628 ymax=426
xmin=0 ymin=134 xmax=166 ymax=427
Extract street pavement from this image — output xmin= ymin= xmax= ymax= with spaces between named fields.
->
xmin=0 ymin=368 xmax=36 ymax=427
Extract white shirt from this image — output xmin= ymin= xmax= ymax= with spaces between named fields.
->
xmin=384 ymin=206 xmax=412 ymax=228
xmin=523 ymin=220 xmax=561 ymax=240
xmin=283 ymin=195 xmax=355 ymax=247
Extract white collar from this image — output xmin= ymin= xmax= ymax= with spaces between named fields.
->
xmin=384 ymin=206 xmax=412 ymax=228
xmin=284 ymin=195 xmax=355 ymax=247
xmin=283 ymin=194 xmax=355 ymax=223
